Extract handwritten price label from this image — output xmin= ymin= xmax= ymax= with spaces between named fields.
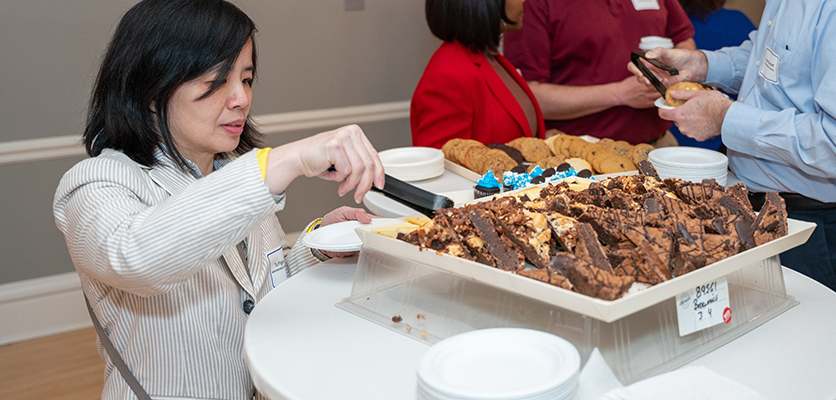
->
xmin=676 ymin=277 xmax=731 ymax=336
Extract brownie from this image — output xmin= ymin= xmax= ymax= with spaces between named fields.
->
xmin=576 ymin=207 xmax=634 ymax=247
xmin=636 ymin=160 xmax=661 ymax=180
xmin=443 ymin=207 xmax=496 ymax=267
xmin=611 ymin=248 xmax=661 ymax=285
xmin=567 ymin=258 xmax=635 ymax=301
xmin=573 ymin=223 xmax=615 ymax=273
xmin=752 ymin=192 xmax=788 ymax=246
xmin=669 ymin=178 xmax=727 ymax=206
xmin=735 ymin=218 xmax=757 ymax=250
xmin=622 ymin=227 xmax=673 ymax=284
xmin=542 ymin=211 xmax=580 ymax=252
xmin=549 ymin=273 xmax=573 ymax=290
xmin=517 ymin=268 xmax=550 ymax=282
xmin=549 ymin=252 xmax=578 ymax=276
xmin=405 ymin=214 xmax=474 ymax=260
xmin=494 ymin=201 xmax=552 ymax=269
xmin=726 ymin=182 xmax=751 ymax=207
xmin=717 ymin=194 xmax=756 ymax=228
xmin=468 ymin=207 xmax=525 ymax=271
xmin=517 ymin=266 xmax=573 ymax=290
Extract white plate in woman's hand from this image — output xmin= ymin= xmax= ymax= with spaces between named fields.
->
xmin=302 ymin=219 xmax=395 ymax=252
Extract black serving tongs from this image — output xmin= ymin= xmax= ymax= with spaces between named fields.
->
xmin=630 ymin=50 xmax=679 ymax=98
xmin=371 ymin=174 xmax=454 ymax=218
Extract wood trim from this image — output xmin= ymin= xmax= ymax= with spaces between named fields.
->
xmin=0 ymin=101 xmax=410 ymax=166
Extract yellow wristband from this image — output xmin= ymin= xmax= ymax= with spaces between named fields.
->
xmin=306 ymin=218 xmax=323 ymax=233
xmin=256 ymin=147 xmax=272 ymax=181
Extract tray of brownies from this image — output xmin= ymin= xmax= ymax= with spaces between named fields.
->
xmin=356 ymin=161 xmax=815 ymax=322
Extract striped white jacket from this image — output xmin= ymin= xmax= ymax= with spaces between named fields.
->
xmin=53 ymin=148 xmax=321 ymax=399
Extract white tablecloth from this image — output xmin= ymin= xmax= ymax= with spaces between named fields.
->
xmin=243 ymin=258 xmax=836 ymax=400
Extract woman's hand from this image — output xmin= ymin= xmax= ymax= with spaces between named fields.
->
xmin=627 ymin=47 xmax=710 ymax=90
xmin=321 ymin=206 xmax=374 ymax=226
xmin=318 ymin=206 xmax=377 ymax=259
xmin=264 ymin=124 xmax=385 ymax=203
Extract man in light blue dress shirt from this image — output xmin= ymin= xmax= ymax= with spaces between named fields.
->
xmin=629 ymin=0 xmax=836 ymax=292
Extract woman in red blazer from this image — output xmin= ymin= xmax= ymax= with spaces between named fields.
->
xmin=411 ymin=0 xmax=546 ymax=149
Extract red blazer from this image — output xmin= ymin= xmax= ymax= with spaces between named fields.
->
xmin=411 ymin=41 xmax=546 ymax=149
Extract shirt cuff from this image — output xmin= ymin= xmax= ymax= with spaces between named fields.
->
xmin=721 ymin=101 xmax=765 ymax=151
xmin=703 ymin=50 xmax=733 ymax=86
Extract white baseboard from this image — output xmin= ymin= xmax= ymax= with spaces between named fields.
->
xmin=0 ymin=272 xmax=91 ymax=345
xmin=0 ymin=101 xmax=410 ymax=166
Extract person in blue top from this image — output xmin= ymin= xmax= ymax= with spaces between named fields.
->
xmin=669 ymin=0 xmax=755 ymax=151
xmin=629 ymin=0 xmax=836 ymax=292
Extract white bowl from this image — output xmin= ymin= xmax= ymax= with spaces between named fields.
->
xmin=379 ymin=147 xmax=445 ymax=182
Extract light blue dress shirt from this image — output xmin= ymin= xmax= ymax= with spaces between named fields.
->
xmin=704 ymin=0 xmax=836 ymax=202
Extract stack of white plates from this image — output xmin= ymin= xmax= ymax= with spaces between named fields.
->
xmin=379 ymin=147 xmax=445 ymax=182
xmin=416 ymin=328 xmax=580 ymax=400
xmin=648 ymin=147 xmax=728 ymax=186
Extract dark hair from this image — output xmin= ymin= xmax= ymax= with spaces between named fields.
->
xmin=678 ymin=0 xmax=726 ymax=21
xmin=84 ymin=0 xmax=260 ymax=171
xmin=425 ymin=0 xmax=516 ymax=53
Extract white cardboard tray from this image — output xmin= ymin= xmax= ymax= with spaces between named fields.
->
xmin=444 ymin=159 xmax=481 ymax=181
xmin=356 ymin=217 xmax=814 ymax=323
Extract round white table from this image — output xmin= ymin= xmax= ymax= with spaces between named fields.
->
xmin=244 ymin=257 xmax=836 ymax=400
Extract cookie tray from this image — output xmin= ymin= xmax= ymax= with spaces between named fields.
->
xmin=444 ymin=159 xmax=481 ymax=181
xmin=353 ymin=216 xmax=815 ymax=323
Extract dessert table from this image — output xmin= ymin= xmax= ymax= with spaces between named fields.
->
xmin=243 ymin=257 xmax=836 ymax=400
xmin=248 ymin=165 xmax=835 ymax=399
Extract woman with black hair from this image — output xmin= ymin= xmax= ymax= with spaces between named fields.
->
xmin=52 ymin=0 xmax=383 ymax=398
xmin=410 ymin=0 xmax=546 ymax=148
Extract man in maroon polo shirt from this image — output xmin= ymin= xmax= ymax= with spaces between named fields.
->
xmin=504 ymin=0 xmax=695 ymax=145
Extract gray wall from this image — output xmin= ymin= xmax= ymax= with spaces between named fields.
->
xmin=0 ymin=1 xmax=437 ymax=285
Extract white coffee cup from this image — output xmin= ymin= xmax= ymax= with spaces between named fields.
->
xmin=639 ymin=36 xmax=674 ymax=51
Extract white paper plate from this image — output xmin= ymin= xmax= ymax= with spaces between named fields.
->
xmin=655 ymin=97 xmax=675 ymax=110
xmin=649 ymin=147 xmax=728 ymax=168
xmin=417 ymin=328 xmax=580 ymax=399
xmin=380 ymin=147 xmax=445 ymax=182
xmin=302 ymin=219 xmax=395 ymax=252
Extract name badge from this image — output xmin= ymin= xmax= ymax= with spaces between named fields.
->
xmin=632 ymin=0 xmax=660 ymax=11
xmin=676 ymin=277 xmax=731 ymax=336
xmin=267 ymin=247 xmax=288 ymax=288
xmin=759 ymin=46 xmax=779 ymax=84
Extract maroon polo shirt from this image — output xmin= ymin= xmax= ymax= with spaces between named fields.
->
xmin=504 ymin=0 xmax=694 ymax=144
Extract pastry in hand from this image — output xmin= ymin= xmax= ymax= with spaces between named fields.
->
xmin=665 ymin=81 xmax=709 ymax=107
